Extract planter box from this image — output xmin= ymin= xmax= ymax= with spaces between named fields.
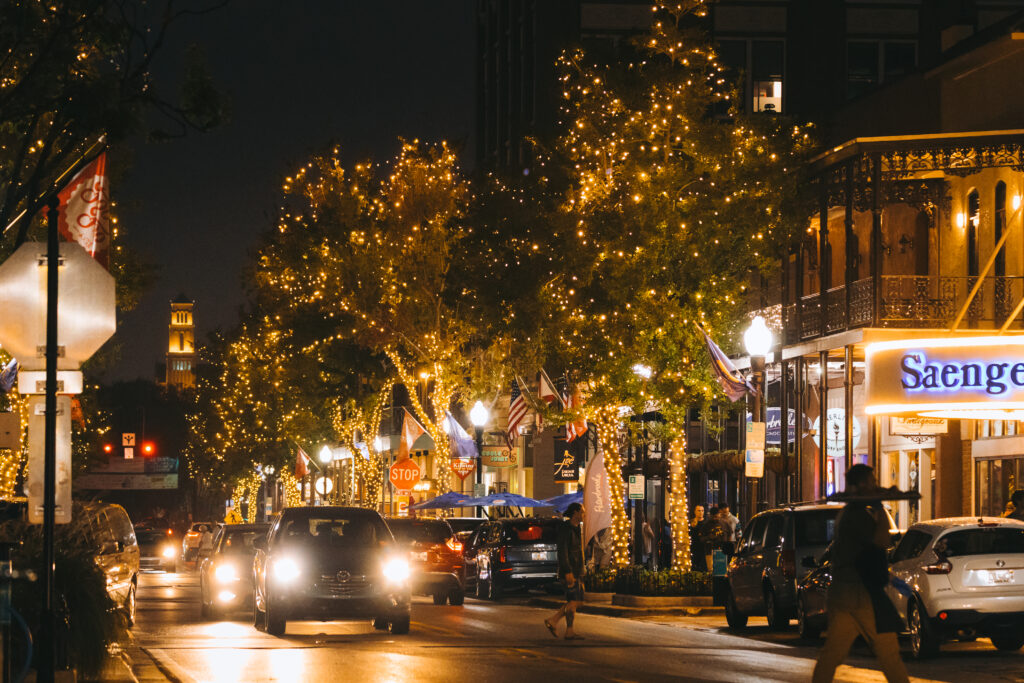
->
xmin=586 ymin=591 xmax=614 ymax=603
xmin=612 ymin=594 xmax=713 ymax=607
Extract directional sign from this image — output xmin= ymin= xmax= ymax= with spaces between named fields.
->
xmin=122 ymin=433 xmax=135 ymax=447
xmin=389 ymin=458 xmax=421 ymax=493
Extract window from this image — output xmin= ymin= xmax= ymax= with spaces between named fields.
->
xmin=751 ymin=41 xmax=783 ymax=113
xmin=938 ymin=527 xmax=1024 ymax=556
xmin=891 ymin=529 xmax=931 ymax=562
xmin=847 ymin=40 xmax=917 ymax=99
xmin=967 ymin=190 xmax=980 ymax=277
xmin=178 ymin=332 xmax=185 ymax=351
xmin=995 ymin=182 xmax=1007 ymax=277
xmin=763 ymin=514 xmax=784 ymax=548
xmin=794 ymin=509 xmax=840 ymax=546
xmin=742 ymin=515 xmax=768 ymax=552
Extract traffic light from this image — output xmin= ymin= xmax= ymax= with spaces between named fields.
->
xmin=142 ymin=442 xmax=155 ymax=455
xmin=103 ymin=444 xmax=113 ymax=454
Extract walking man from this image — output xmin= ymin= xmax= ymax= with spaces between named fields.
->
xmin=1007 ymin=489 xmax=1024 ymax=522
xmin=544 ymin=502 xmax=586 ymax=640
xmin=812 ymin=465 xmax=909 ymax=683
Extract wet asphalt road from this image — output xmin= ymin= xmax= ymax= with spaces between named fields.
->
xmin=130 ymin=571 xmax=1023 ymax=683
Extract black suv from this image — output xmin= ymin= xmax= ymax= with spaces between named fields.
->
xmin=253 ymin=507 xmax=411 ymax=636
xmin=468 ymin=517 xmax=559 ymax=599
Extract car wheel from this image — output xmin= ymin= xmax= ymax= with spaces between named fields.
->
xmin=725 ymin=589 xmax=748 ymax=630
xmin=990 ymin=630 xmax=1024 ymax=651
xmin=432 ymin=592 xmax=447 ymax=605
xmin=123 ymin=583 xmax=137 ymax=627
xmin=476 ymin=578 xmax=489 ymax=600
xmin=765 ymin=586 xmax=788 ymax=631
xmin=908 ymin=600 xmax=939 ymax=659
xmin=372 ymin=616 xmax=389 ymax=631
xmin=448 ymin=589 xmax=465 ymax=606
xmin=796 ymin=595 xmax=820 ymax=640
xmin=389 ymin=615 xmax=411 ymax=635
xmin=265 ymin=601 xmax=286 ymax=637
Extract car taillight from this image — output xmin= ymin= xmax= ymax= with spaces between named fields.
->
xmin=781 ymin=548 xmax=796 ymax=579
xmin=167 ymin=529 xmax=173 ymax=536
xmin=923 ymin=560 xmax=953 ymax=575
xmin=446 ymin=537 xmax=463 ymax=553
xmin=499 ymin=547 xmax=507 ymax=564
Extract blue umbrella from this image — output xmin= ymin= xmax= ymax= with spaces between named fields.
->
xmin=466 ymin=492 xmax=547 ymax=508
xmin=541 ymin=491 xmax=583 ymax=513
xmin=409 ymin=491 xmax=475 ymax=510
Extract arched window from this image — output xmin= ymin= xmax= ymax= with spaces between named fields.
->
xmin=967 ymin=189 xmax=980 ymax=277
xmin=995 ymin=182 xmax=1007 ymax=278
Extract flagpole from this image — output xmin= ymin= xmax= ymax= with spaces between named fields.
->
xmin=3 ymin=135 xmax=108 ymax=240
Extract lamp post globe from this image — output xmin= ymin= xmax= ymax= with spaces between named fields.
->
xmin=744 ymin=315 xmax=773 ymax=358
xmin=319 ymin=445 xmax=334 ymax=464
xmin=470 ymin=400 xmax=488 ymax=427
xmin=469 ymin=400 xmax=488 ymax=517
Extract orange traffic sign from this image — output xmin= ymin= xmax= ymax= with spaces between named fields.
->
xmin=389 ymin=458 xmax=421 ymax=493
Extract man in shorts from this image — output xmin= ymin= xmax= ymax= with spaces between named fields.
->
xmin=544 ymin=502 xmax=586 ymax=640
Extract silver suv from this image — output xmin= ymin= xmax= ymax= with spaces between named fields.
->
xmin=725 ymin=503 xmax=845 ymax=630
xmin=886 ymin=516 xmax=1024 ymax=658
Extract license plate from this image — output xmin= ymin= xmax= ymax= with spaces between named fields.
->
xmin=531 ymin=552 xmax=548 ymax=561
xmin=987 ymin=569 xmax=1013 ymax=585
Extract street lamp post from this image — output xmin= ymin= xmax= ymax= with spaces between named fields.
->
xmin=319 ymin=446 xmax=334 ymax=505
xmin=470 ymin=401 xmax=489 ymax=518
xmin=744 ymin=316 xmax=773 ymax=515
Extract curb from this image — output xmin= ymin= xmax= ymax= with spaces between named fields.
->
xmin=527 ymin=596 xmax=724 ymax=618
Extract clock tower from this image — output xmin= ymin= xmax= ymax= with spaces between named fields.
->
xmin=166 ymin=294 xmax=196 ymax=389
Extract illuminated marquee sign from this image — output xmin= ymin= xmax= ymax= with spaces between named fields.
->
xmin=866 ymin=336 xmax=1024 ymax=418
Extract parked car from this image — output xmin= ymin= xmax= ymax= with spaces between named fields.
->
xmin=387 ymin=517 xmax=465 ymax=605
xmin=135 ymin=526 xmax=178 ymax=572
xmin=253 ymin=506 xmax=411 ymax=636
xmin=725 ymin=503 xmax=898 ymax=630
xmin=82 ymin=503 xmax=140 ymax=625
xmin=181 ymin=522 xmax=217 ymax=565
xmin=886 ymin=516 xmax=1024 ymax=658
xmin=795 ymin=546 xmax=832 ymax=640
xmin=199 ymin=523 xmax=270 ymax=619
xmin=446 ymin=517 xmax=488 ymax=535
xmin=470 ymin=517 xmax=560 ymax=600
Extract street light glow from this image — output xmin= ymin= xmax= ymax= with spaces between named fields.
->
xmin=470 ymin=400 xmax=489 ymax=427
xmin=319 ymin=445 xmax=333 ymax=464
xmin=744 ymin=315 xmax=773 ymax=357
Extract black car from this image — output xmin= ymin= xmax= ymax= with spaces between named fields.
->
xmin=446 ymin=517 xmax=488 ymax=535
xmin=387 ymin=518 xmax=466 ymax=605
xmin=468 ymin=517 xmax=559 ymax=600
xmin=199 ymin=523 xmax=270 ymax=619
xmin=795 ymin=547 xmax=832 ymax=639
xmin=253 ymin=507 xmax=412 ymax=636
xmin=135 ymin=526 xmax=178 ymax=572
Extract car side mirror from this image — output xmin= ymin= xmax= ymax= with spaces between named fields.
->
xmin=252 ymin=536 xmax=268 ymax=551
xmin=801 ymin=555 xmax=818 ymax=569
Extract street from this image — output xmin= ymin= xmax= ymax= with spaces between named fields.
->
xmin=129 ymin=571 xmax=1024 ymax=683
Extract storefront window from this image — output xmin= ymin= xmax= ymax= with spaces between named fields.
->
xmin=752 ymin=40 xmax=783 ymax=113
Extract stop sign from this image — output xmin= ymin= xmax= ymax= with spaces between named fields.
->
xmin=0 ymin=242 xmax=115 ymax=370
xmin=389 ymin=458 xmax=421 ymax=493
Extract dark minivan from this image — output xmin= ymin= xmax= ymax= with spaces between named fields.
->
xmin=253 ymin=507 xmax=411 ymax=636
xmin=387 ymin=518 xmax=466 ymax=605
xmin=469 ymin=517 xmax=559 ymax=599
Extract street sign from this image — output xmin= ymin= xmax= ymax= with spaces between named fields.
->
xmin=0 ymin=242 xmax=116 ymax=371
xmin=745 ymin=449 xmax=765 ymax=478
xmin=451 ymin=458 xmax=475 ymax=480
xmin=124 ymin=447 xmax=134 ymax=460
xmin=628 ymin=474 xmax=645 ymax=499
xmin=122 ymin=433 xmax=135 ymax=447
xmin=389 ymin=458 xmax=421 ymax=493
xmin=481 ymin=445 xmax=516 ymax=467
xmin=746 ymin=421 xmax=766 ymax=451
xmin=26 ymin=396 xmax=71 ymax=524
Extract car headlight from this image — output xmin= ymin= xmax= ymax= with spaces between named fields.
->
xmin=214 ymin=563 xmax=239 ymax=583
xmin=162 ymin=546 xmax=176 ymax=559
xmin=273 ymin=557 xmax=301 ymax=583
xmin=382 ymin=557 xmax=410 ymax=583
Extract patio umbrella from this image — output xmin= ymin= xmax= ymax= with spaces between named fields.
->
xmin=469 ymin=492 xmax=547 ymax=508
xmin=409 ymin=491 xmax=475 ymax=510
xmin=540 ymin=491 xmax=583 ymax=513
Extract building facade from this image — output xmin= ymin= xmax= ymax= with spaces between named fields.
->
xmin=165 ymin=295 xmax=196 ymax=390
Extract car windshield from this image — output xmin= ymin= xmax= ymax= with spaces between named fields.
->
xmin=280 ymin=514 xmax=388 ymax=548
xmin=221 ymin=529 xmax=268 ymax=555
xmin=794 ymin=509 xmax=840 ymax=546
xmin=504 ymin=521 xmax=558 ymax=545
xmin=938 ymin=527 xmax=1024 ymax=556
xmin=135 ymin=530 xmax=168 ymax=544
xmin=388 ymin=520 xmax=452 ymax=544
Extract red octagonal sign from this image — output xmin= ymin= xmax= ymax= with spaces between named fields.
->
xmin=389 ymin=458 xmax=421 ymax=493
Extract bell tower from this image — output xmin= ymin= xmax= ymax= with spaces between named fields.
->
xmin=166 ymin=294 xmax=196 ymax=389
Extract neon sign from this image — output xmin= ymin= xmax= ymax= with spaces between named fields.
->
xmin=900 ymin=353 xmax=1024 ymax=396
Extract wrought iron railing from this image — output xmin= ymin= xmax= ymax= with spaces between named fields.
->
xmin=771 ymin=275 xmax=1024 ymax=343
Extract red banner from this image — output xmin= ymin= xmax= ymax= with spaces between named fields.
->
xmin=55 ymin=153 xmax=110 ymax=267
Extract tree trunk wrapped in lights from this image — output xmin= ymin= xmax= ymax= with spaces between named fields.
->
xmin=666 ymin=435 xmax=691 ymax=570
xmin=594 ymin=404 xmax=631 ymax=568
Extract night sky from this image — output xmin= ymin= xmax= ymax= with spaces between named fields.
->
xmin=109 ymin=1 xmax=476 ymax=381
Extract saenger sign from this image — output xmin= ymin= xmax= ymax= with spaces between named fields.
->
xmin=866 ymin=335 xmax=1024 ymax=417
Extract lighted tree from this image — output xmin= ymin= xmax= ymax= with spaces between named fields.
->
xmin=506 ymin=0 xmax=814 ymax=567
xmin=253 ymin=141 xmax=488 ymax=496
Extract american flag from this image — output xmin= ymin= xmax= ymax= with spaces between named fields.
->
xmin=507 ymin=378 xmax=528 ymax=446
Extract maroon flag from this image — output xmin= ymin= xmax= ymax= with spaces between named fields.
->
xmin=54 ymin=152 xmax=110 ymax=267
xmin=295 ymin=446 xmax=310 ymax=478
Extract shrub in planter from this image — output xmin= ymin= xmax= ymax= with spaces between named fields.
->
xmin=586 ymin=566 xmax=617 ymax=593
xmin=613 ymin=566 xmax=712 ymax=596
xmin=0 ymin=503 xmax=127 ymax=680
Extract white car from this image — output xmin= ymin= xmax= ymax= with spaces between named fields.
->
xmin=886 ymin=516 xmax=1024 ymax=658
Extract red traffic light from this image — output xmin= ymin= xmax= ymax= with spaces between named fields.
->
xmin=103 ymin=444 xmax=113 ymax=454
xmin=142 ymin=442 xmax=155 ymax=455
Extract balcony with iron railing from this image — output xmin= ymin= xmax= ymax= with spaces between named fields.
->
xmin=775 ymin=275 xmax=1024 ymax=345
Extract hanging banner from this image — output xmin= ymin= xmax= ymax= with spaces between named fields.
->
xmin=553 ymin=436 xmax=582 ymax=483
xmin=482 ymin=445 xmax=517 ymax=468
xmin=890 ymin=416 xmax=948 ymax=436
xmin=451 ymin=458 xmax=476 ymax=480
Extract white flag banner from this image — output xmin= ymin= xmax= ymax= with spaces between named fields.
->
xmin=583 ymin=449 xmax=613 ymax=547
